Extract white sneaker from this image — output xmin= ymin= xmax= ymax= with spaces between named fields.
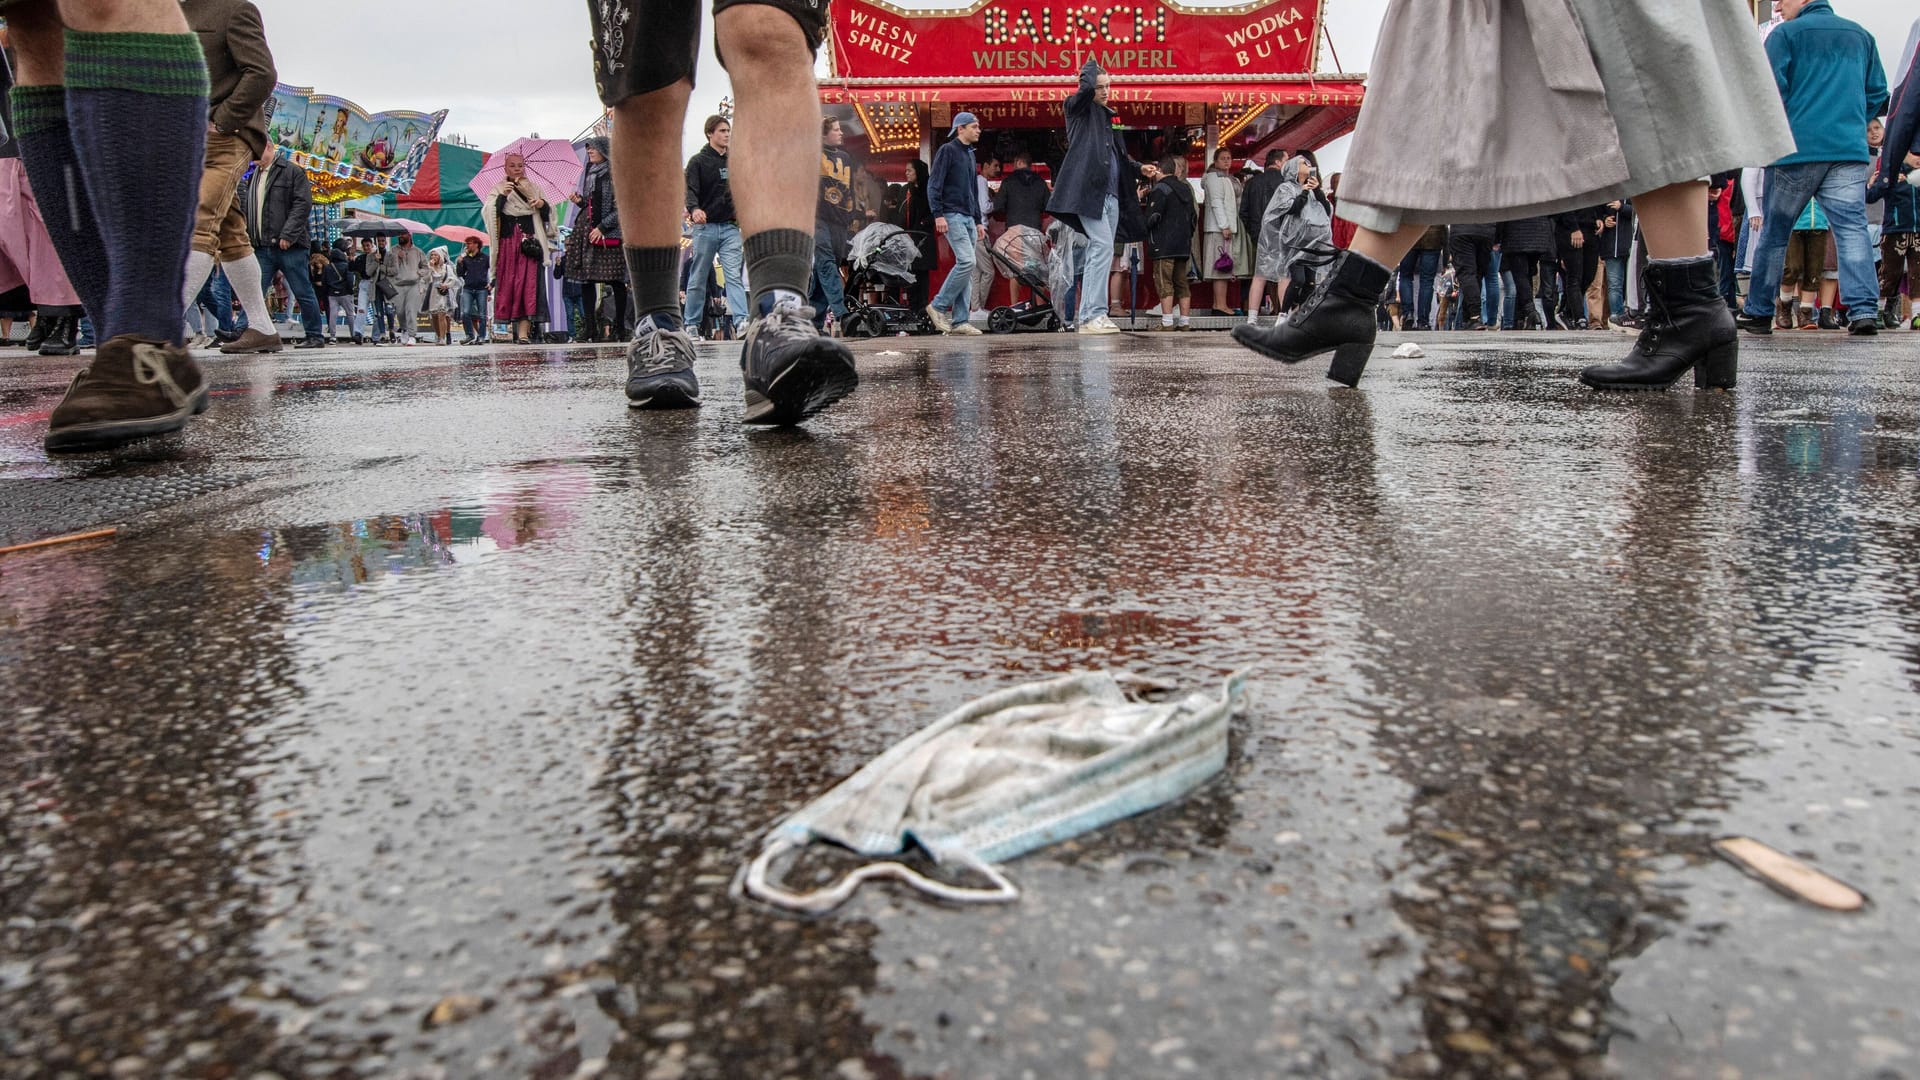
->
xmin=1076 ymin=315 xmax=1122 ymax=335
xmin=925 ymin=305 xmax=953 ymax=333
xmin=949 ymin=322 xmax=983 ymax=336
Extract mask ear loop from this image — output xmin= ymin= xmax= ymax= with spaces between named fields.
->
xmin=742 ymin=838 xmax=1019 ymax=914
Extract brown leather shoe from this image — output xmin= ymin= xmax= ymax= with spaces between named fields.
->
xmin=220 ymin=326 xmax=283 ymax=353
xmin=44 ymin=336 xmax=210 ymax=452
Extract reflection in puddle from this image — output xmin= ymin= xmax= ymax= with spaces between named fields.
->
xmin=266 ymin=467 xmax=591 ymax=590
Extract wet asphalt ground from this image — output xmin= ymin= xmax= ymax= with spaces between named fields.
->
xmin=0 ymin=327 xmax=1917 ymax=1080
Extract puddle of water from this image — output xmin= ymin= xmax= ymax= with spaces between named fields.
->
xmin=267 ymin=465 xmax=595 ymax=591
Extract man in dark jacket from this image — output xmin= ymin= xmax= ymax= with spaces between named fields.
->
xmin=1595 ymin=200 xmax=1637 ymax=327
xmin=1739 ymin=0 xmax=1890 ymax=337
xmin=991 ymin=149 xmax=1050 ymax=232
xmin=1448 ymin=223 xmax=1497 ymax=330
xmin=1047 ymin=61 xmax=1152 ymax=334
xmin=1498 ymin=216 xmax=1557 ymax=329
xmin=1552 ymin=207 xmax=1604 ymax=328
xmin=456 ymin=237 xmax=490 ymax=344
xmin=1144 ymin=155 xmax=1195 ymax=330
xmin=321 ymin=238 xmax=357 ymax=342
xmin=179 ymin=0 xmax=282 ymax=355
xmin=926 ymin=112 xmax=985 ymax=335
xmin=1239 ymin=149 xmax=1289 ymax=318
xmin=238 ymin=142 xmax=322 ymax=348
xmin=681 ymin=115 xmax=748 ymax=338
xmin=7 ymin=0 xmax=230 ymax=449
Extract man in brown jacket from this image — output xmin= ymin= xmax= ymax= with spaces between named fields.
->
xmin=2 ymin=0 xmax=216 ymax=451
xmin=176 ymin=0 xmax=282 ymax=354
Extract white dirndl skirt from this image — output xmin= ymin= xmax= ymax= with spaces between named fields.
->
xmin=1338 ymin=0 xmax=1795 ymax=231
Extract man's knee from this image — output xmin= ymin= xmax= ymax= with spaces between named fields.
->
xmin=715 ymin=5 xmax=814 ymax=75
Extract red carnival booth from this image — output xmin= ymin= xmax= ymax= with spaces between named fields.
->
xmin=819 ymin=0 xmax=1364 ymax=318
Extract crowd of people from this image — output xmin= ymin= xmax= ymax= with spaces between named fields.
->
xmin=0 ymin=0 xmax=1913 ymax=451
xmin=735 ymin=3 xmax=1918 ymax=346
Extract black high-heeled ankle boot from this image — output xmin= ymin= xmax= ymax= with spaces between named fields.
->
xmin=1579 ymin=255 xmax=1735 ymax=391
xmin=1230 ymin=250 xmax=1392 ymax=387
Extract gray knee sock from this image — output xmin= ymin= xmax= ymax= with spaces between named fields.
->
xmin=743 ymin=229 xmax=812 ymax=314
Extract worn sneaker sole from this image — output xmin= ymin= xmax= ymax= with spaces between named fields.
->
xmin=627 ymin=381 xmax=702 ymax=410
xmin=44 ymin=385 xmax=210 ymax=453
xmin=743 ymin=346 xmax=859 ymax=425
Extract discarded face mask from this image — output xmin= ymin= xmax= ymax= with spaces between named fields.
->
xmin=739 ymin=670 xmax=1247 ymax=914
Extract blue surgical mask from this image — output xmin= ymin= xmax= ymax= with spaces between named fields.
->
xmin=740 ymin=671 xmax=1247 ymax=913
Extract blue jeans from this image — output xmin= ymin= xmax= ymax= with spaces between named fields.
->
xmin=1605 ymin=256 xmax=1629 ymax=320
xmin=1744 ymin=161 xmax=1877 ymax=321
xmin=461 ymin=287 xmax=488 ymax=339
xmin=1075 ymin=195 xmax=1120 ymax=324
xmin=810 ymin=245 xmax=846 ymax=327
xmin=1397 ymin=248 xmax=1441 ymax=328
xmin=683 ymin=222 xmax=748 ymax=332
xmin=1482 ymin=250 xmax=1504 ymax=326
xmin=257 ymin=245 xmax=323 ymax=340
xmin=1499 ymin=269 xmax=1517 ymax=328
xmin=932 ymin=213 xmax=979 ymax=325
xmin=195 ymin=272 xmax=236 ymax=335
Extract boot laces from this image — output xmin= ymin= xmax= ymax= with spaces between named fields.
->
xmin=130 ymin=343 xmax=190 ymax=407
xmin=1635 ymin=272 xmax=1679 ymax=354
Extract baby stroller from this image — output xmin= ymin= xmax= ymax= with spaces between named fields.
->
xmin=842 ymin=224 xmax=936 ymax=337
xmin=983 ymin=224 xmax=1061 ymax=333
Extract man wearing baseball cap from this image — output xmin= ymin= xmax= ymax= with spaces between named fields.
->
xmin=926 ymin=111 xmax=985 ymax=335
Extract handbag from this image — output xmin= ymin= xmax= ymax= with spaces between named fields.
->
xmin=520 ymin=232 xmax=543 ymax=259
xmin=1213 ymin=248 xmax=1235 ymax=273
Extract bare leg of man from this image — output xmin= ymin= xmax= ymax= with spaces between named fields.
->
xmin=709 ymin=5 xmax=857 ymax=425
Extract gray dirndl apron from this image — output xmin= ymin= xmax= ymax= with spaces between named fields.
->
xmin=1339 ymin=0 xmax=1795 ymax=232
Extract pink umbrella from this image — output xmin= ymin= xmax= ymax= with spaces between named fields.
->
xmin=468 ymin=137 xmax=581 ymax=207
xmin=434 ymin=225 xmax=488 ymax=245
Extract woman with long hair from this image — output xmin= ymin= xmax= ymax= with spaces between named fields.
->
xmin=902 ymin=158 xmax=936 ymax=314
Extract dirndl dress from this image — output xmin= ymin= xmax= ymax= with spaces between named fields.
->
xmin=564 ymin=224 xmax=628 ymax=284
xmin=1338 ymin=0 xmax=1795 ymax=231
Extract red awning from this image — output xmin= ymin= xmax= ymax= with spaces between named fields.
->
xmin=819 ymin=79 xmax=1364 ymax=108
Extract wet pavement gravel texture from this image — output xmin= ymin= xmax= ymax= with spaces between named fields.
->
xmin=1 ymin=329 xmax=1917 ymax=1080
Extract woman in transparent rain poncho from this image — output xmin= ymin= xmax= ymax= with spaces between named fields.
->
xmin=1251 ymin=153 xmax=1337 ymax=326
xmin=1232 ymin=0 xmax=1794 ymax=390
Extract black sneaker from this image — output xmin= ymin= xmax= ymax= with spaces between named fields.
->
xmin=1848 ymin=317 xmax=1879 ymax=336
xmin=625 ymin=317 xmax=701 ymax=409
xmin=739 ymin=300 xmax=857 ymax=425
xmin=1733 ymin=311 xmax=1773 ymax=336
xmin=295 ymin=337 xmax=326 ymax=350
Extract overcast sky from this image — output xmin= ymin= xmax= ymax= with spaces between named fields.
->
xmin=263 ymin=0 xmax=1916 ymax=170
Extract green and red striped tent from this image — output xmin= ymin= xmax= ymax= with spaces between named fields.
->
xmin=385 ymin=142 xmax=488 ymax=258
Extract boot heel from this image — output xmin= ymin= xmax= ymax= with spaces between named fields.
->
xmin=1327 ymin=341 xmax=1372 ymax=387
xmin=1694 ymin=340 xmax=1737 ymax=389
